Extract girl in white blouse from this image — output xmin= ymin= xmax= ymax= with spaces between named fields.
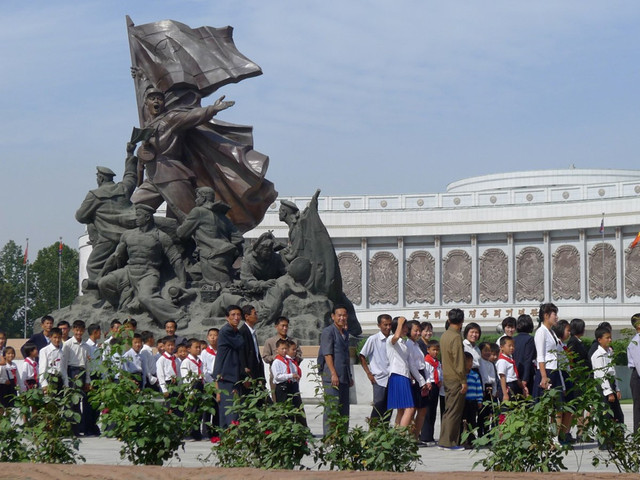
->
xmin=386 ymin=316 xmax=415 ymax=427
xmin=534 ymin=303 xmax=572 ymax=444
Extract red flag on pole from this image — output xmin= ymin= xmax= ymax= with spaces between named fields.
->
xmin=58 ymin=240 xmax=63 ymax=256
xmin=630 ymin=232 xmax=640 ymax=249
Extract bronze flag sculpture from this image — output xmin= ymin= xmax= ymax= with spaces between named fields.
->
xmin=127 ymin=16 xmax=277 ymax=231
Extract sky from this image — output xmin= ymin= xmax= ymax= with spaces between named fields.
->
xmin=1 ymin=1 xmax=639 ymax=254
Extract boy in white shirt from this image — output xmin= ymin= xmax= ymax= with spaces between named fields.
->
xmin=39 ymin=327 xmax=68 ymax=394
xmin=139 ymin=331 xmax=159 ymax=391
xmin=496 ymin=336 xmax=528 ymax=402
xmin=199 ymin=328 xmax=219 ymax=438
xmin=180 ymin=338 xmax=205 ymax=440
xmin=21 ymin=343 xmax=39 ymax=391
xmin=122 ymin=333 xmax=147 ymax=389
xmin=591 ymin=326 xmax=624 ymax=426
xmin=156 ymin=337 xmax=180 ymax=395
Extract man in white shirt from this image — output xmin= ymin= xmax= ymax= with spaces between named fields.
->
xmin=359 ymin=314 xmax=392 ymax=422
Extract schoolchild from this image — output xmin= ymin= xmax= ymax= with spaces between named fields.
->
xmin=39 ymin=327 xmax=68 ymax=393
xmin=122 ymin=333 xmax=147 ymax=389
xmin=420 ymin=339 xmax=443 ymax=444
xmin=591 ymin=327 xmax=624 ymax=428
xmin=0 ymin=347 xmax=20 ymax=408
xmin=180 ymin=338 xmax=205 ymax=440
xmin=496 ymin=336 xmax=528 ymax=401
xmin=463 ymin=352 xmax=483 ymax=448
xmin=156 ymin=337 xmax=180 ymax=395
xmin=21 ymin=343 xmax=39 ymax=391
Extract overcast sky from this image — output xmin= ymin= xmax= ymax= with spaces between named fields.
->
xmin=1 ymin=1 xmax=639 ymax=254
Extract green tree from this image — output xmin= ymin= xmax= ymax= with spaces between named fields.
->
xmin=30 ymin=242 xmax=79 ymax=325
xmin=0 ymin=240 xmax=28 ymax=337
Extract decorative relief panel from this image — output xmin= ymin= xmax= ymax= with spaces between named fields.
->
xmin=337 ymin=252 xmax=362 ymax=305
xmin=552 ymin=245 xmax=581 ymax=300
xmin=516 ymin=247 xmax=544 ymax=302
xmin=442 ymin=249 xmax=471 ymax=304
xmin=406 ymin=251 xmax=435 ymax=304
xmin=369 ymin=251 xmax=398 ymax=305
xmin=479 ymin=248 xmax=508 ymax=303
xmin=589 ymin=243 xmax=617 ymax=299
xmin=625 ymin=246 xmax=640 ymax=298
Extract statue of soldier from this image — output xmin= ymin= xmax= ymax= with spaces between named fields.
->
xmin=75 ymin=143 xmax=137 ymax=279
xmin=130 ymin=87 xmax=234 ymax=221
xmin=97 ymin=203 xmax=189 ymax=328
xmin=240 ymin=231 xmax=287 ymax=292
xmin=176 ymin=186 xmax=244 ymax=286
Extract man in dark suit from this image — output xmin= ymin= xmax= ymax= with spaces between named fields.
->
xmin=318 ymin=304 xmax=353 ymax=435
xmin=239 ymin=305 xmax=266 ymax=394
xmin=212 ymin=305 xmax=246 ymax=430
xmin=21 ymin=315 xmax=54 ymax=359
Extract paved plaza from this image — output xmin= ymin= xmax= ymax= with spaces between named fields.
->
xmin=73 ymin=403 xmax=634 ymax=473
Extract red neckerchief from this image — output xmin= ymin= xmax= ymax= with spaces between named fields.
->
xmin=205 ymin=346 xmax=217 ymax=356
xmin=275 ymin=355 xmax=291 ymax=374
xmin=25 ymin=357 xmax=38 ymax=384
xmin=289 ymin=357 xmax=301 ymax=377
xmin=8 ymin=364 xmax=17 ymax=386
xmin=424 ymin=354 xmax=440 ymax=386
xmin=163 ymin=352 xmax=177 ymax=375
xmin=188 ymin=355 xmax=203 ymax=376
xmin=499 ymin=353 xmax=519 ymax=379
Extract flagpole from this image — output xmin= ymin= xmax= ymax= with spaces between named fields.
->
xmin=58 ymin=237 xmax=62 ymax=310
xmin=23 ymin=238 xmax=28 ymax=339
xmin=601 ymin=213 xmax=605 ymax=322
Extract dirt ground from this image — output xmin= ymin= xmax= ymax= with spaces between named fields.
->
xmin=1 ymin=465 xmax=638 ymax=480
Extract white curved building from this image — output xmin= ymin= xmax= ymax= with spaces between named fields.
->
xmin=78 ymin=168 xmax=640 ymax=334
xmin=246 ymin=168 xmax=640 ymax=334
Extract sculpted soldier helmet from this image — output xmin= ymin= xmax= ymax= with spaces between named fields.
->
xmin=279 ymin=199 xmax=299 ymax=214
xmin=96 ymin=166 xmax=116 ymax=179
xmin=144 ymin=86 xmax=164 ymax=98
xmin=134 ymin=203 xmax=156 ymax=214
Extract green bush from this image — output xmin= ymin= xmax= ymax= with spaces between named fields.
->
xmin=312 ymin=368 xmax=420 ymax=472
xmin=0 ymin=374 xmax=84 ymax=464
xmin=88 ymin=341 xmax=212 ymax=465
xmin=209 ymin=378 xmax=312 ymax=469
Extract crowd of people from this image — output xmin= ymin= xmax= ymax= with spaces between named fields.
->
xmin=1 ymin=302 xmax=639 ymax=449
xmin=358 ymin=305 xmax=640 ymax=451
xmin=0 ymin=305 xmax=306 ymax=441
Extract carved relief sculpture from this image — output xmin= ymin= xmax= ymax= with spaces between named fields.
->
xmin=406 ymin=251 xmax=435 ymax=304
xmin=589 ymin=243 xmax=617 ymax=299
xmin=338 ymin=252 xmax=362 ymax=305
xmin=479 ymin=248 xmax=508 ymax=303
xmin=552 ymin=245 xmax=581 ymax=300
xmin=442 ymin=249 xmax=471 ymax=304
xmin=369 ymin=251 xmax=398 ymax=305
xmin=625 ymin=246 xmax=640 ymax=298
xmin=516 ymin=246 xmax=544 ymax=302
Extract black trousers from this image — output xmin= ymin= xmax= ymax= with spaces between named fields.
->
xmin=630 ymin=368 xmax=640 ymax=433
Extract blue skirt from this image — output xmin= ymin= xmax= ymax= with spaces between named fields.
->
xmin=387 ymin=373 xmax=414 ymax=409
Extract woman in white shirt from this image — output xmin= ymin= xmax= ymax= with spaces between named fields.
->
xmin=463 ymin=322 xmax=482 ymax=371
xmin=386 ymin=316 xmax=415 ymax=427
xmin=534 ymin=303 xmax=572 ymax=444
